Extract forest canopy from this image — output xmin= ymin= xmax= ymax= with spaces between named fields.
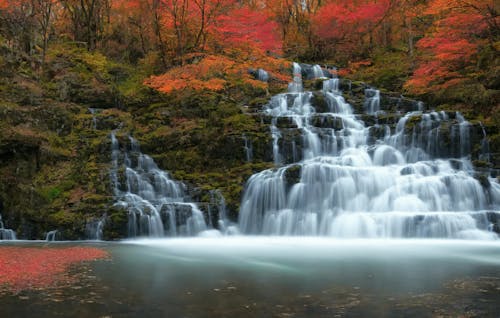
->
xmin=0 ymin=0 xmax=498 ymax=107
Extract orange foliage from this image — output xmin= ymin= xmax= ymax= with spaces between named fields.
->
xmin=145 ymin=51 xmax=289 ymax=93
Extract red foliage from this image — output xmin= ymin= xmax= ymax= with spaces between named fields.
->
xmin=214 ymin=7 xmax=281 ymax=53
xmin=0 ymin=246 xmax=108 ymax=293
xmin=312 ymin=0 xmax=390 ymax=41
xmin=405 ymin=0 xmax=492 ymax=94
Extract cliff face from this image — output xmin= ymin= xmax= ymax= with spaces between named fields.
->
xmin=0 ymin=48 xmax=499 ymax=240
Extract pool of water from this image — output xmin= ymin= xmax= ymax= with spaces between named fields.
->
xmin=1 ymin=238 xmax=500 ymax=317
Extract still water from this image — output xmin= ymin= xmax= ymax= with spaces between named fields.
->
xmin=1 ymin=238 xmax=500 ymax=317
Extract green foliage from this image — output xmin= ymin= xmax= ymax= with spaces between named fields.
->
xmin=350 ymin=49 xmax=412 ymax=92
xmin=40 ymin=187 xmax=62 ymax=203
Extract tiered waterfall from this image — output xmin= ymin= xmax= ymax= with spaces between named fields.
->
xmin=238 ymin=63 xmax=500 ymax=239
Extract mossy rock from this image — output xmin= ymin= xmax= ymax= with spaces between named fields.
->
xmin=311 ymin=92 xmax=329 ymax=113
xmin=284 ymin=164 xmax=302 ymax=188
xmin=103 ymin=205 xmax=129 ymax=240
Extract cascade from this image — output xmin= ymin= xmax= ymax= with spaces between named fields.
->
xmin=238 ymin=64 xmax=500 ymax=239
xmin=46 ymin=230 xmax=58 ymax=241
xmin=242 ymin=134 xmax=253 ymax=162
xmin=208 ymin=190 xmax=239 ymax=235
xmin=479 ymin=122 xmax=491 ymax=162
xmin=110 ymin=133 xmax=212 ymax=237
xmin=364 ymin=88 xmax=380 ymax=114
xmin=88 ymin=108 xmax=98 ymax=130
xmin=257 ymin=69 xmax=269 ymax=82
xmin=0 ymin=213 xmax=16 ymax=240
xmin=300 ymin=63 xmax=333 ymax=80
xmin=86 ymin=215 xmax=106 ymax=240
xmin=288 ymin=62 xmax=303 ymax=93
xmin=311 ymin=65 xmax=326 ymax=79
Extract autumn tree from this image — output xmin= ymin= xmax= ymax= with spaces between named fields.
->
xmin=0 ymin=1 xmax=38 ymax=56
xmin=60 ymin=0 xmax=111 ymax=51
xmin=264 ymin=0 xmax=321 ymax=59
xmin=143 ymin=1 xmax=286 ymax=94
xmin=214 ymin=5 xmax=281 ymax=53
xmin=310 ymin=0 xmax=392 ymax=61
xmin=0 ymin=0 xmax=58 ymax=67
xmin=33 ymin=0 xmax=56 ymax=63
xmin=405 ymin=0 xmax=499 ymax=105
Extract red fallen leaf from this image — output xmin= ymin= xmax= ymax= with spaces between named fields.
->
xmin=0 ymin=246 xmax=109 ymax=293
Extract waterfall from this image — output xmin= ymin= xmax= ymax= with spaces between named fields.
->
xmin=88 ymin=108 xmax=98 ymax=130
xmin=364 ymin=88 xmax=380 ymax=114
xmin=86 ymin=214 xmax=106 ymax=240
xmin=0 ymin=214 xmax=16 ymax=240
xmin=311 ymin=65 xmax=326 ymax=79
xmin=46 ymin=230 xmax=58 ymax=241
xmin=256 ymin=69 xmax=269 ymax=82
xmin=111 ymin=133 xmax=212 ymax=237
xmin=242 ymin=134 xmax=253 ymax=162
xmin=208 ymin=190 xmax=239 ymax=236
xmin=479 ymin=123 xmax=491 ymax=162
xmin=238 ymin=63 xmax=500 ymax=239
xmin=288 ymin=62 xmax=303 ymax=93
xmin=323 ymin=79 xmax=339 ymax=93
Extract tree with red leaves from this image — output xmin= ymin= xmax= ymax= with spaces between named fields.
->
xmin=214 ymin=6 xmax=281 ymax=53
xmin=311 ymin=0 xmax=391 ymax=60
xmin=405 ymin=0 xmax=498 ymax=97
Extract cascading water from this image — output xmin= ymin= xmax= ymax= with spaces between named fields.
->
xmin=86 ymin=215 xmax=106 ymax=240
xmin=206 ymin=190 xmax=239 ymax=236
xmin=110 ymin=133 xmax=210 ymax=237
xmin=288 ymin=62 xmax=303 ymax=93
xmin=0 ymin=213 xmax=16 ymax=240
xmin=242 ymin=134 xmax=253 ymax=162
xmin=46 ymin=230 xmax=58 ymax=241
xmin=88 ymin=108 xmax=98 ymax=130
xmin=238 ymin=65 xmax=500 ymax=239
xmin=257 ymin=69 xmax=269 ymax=82
xmin=364 ymin=88 xmax=380 ymax=114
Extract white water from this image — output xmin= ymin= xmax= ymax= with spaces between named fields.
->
xmin=45 ymin=230 xmax=58 ymax=241
xmin=256 ymin=68 xmax=269 ymax=82
xmin=288 ymin=62 xmax=303 ymax=93
xmin=104 ymin=63 xmax=499 ymax=240
xmin=88 ymin=108 xmax=98 ymax=130
xmin=110 ymin=133 xmax=209 ymax=237
xmin=242 ymin=134 xmax=253 ymax=162
xmin=86 ymin=214 xmax=106 ymax=240
xmin=0 ymin=213 xmax=16 ymax=240
xmin=364 ymin=88 xmax=380 ymax=114
xmin=238 ymin=66 xmax=500 ymax=239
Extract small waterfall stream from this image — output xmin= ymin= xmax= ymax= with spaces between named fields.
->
xmin=86 ymin=214 xmax=106 ymax=240
xmin=242 ymin=134 xmax=253 ymax=162
xmin=238 ymin=64 xmax=500 ymax=239
xmin=0 ymin=213 xmax=16 ymax=240
xmin=45 ymin=230 xmax=58 ymax=241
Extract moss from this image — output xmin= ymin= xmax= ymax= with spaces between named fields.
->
xmin=248 ymin=97 xmax=269 ymax=108
xmin=475 ymin=174 xmax=491 ymax=188
xmin=284 ymin=165 xmax=302 ymax=186
xmin=311 ymin=92 xmax=329 ymax=113
xmin=473 ymin=160 xmax=491 ymax=168
xmin=103 ymin=206 xmax=129 ymax=240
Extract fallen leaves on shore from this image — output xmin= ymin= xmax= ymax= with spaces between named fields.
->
xmin=0 ymin=246 xmax=108 ymax=293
